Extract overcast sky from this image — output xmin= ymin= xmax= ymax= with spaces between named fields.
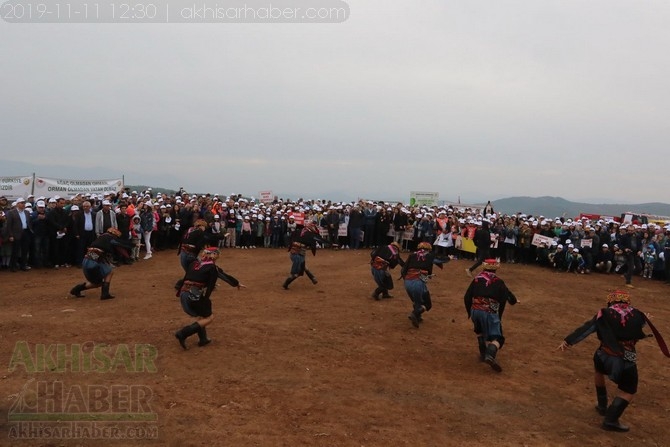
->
xmin=2 ymin=0 xmax=669 ymax=204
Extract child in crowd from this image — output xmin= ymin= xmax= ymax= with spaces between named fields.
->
xmin=130 ymin=215 xmax=142 ymax=261
xmin=643 ymin=245 xmax=656 ymax=279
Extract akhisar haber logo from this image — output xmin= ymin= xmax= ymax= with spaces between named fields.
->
xmin=22 ymin=177 xmax=31 ymax=186
xmin=36 ymin=178 xmax=45 ymax=189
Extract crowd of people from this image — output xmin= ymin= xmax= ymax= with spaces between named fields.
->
xmin=3 ymin=188 xmax=670 ymax=433
xmin=2 ymin=190 xmax=670 ymax=289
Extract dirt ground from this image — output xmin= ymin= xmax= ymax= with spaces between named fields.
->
xmin=1 ymin=247 xmax=670 ymax=447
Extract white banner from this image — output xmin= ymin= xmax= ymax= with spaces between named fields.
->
xmin=258 ymin=190 xmax=273 ymax=203
xmin=0 ymin=175 xmax=34 ymax=199
xmin=34 ymin=177 xmax=123 ymax=197
xmin=531 ymin=233 xmax=555 ymax=248
xmin=338 ymin=223 xmax=348 ymax=237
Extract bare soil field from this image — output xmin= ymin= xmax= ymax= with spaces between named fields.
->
xmin=1 ymin=248 xmax=669 ymax=447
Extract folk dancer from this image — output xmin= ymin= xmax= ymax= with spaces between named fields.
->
xmin=370 ymin=241 xmax=405 ymax=300
xmin=401 ymin=242 xmax=449 ymax=328
xmin=558 ymin=289 xmax=669 ymax=432
xmin=69 ymin=227 xmax=131 ymax=300
xmin=464 ymin=259 xmax=519 ymax=372
xmin=175 ymin=247 xmax=246 ymax=349
xmin=282 ymin=221 xmax=329 ymax=290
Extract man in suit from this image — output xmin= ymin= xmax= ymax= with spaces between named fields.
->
xmin=73 ymin=200 xmax=97 ymax=266
xmin=2 ymin=198 xmax=33 ymax=272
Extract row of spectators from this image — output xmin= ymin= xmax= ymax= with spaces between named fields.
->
xmin=2 ymin=191 xmax=669 ymax=283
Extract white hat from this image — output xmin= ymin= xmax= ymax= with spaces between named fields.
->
xmin=25 ymin=202 xmax=32 ymax=208
xmin=36 ymin=200 xmax=45 ymax=207
xmin=102 ymin=200 xmax=111 ymax=206
xmin=71 ymin=205 xmax=79 ymax=211
xmin=602 ymin=244 xmax=609 ymax=248
xmin=16 ymin=197 xmax=25 ymax=203
xmin=214 ymin=214 xmax=220 ymax=219
xmin=48 ymin=198 xmax=57 ymax=203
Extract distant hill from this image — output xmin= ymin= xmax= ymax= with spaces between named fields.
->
xmin=489 ymin=196 xmax=670 ymax=220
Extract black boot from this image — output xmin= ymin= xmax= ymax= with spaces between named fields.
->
xmin=282 ymin=277 xmax=295 ymax=290
xmin=70 ymin=283 xmax=87 ymax=298
xmin=595 ymin=385 xmax=608 ymax=416
xmin=416 ymin=307 xmax=425 ymax=323
xmin=477 ymin=336 xmax=487 ymax=362
xmin=175 ymin=322 xmax=200 ymax=350
xmin=305 ymin=269 xmax=318 ymax=285
xmin=197 ymin=326 xmax=212 ymax=347
xmin=381 ymin=290 xmax=393 ymax=299
xmin=100 ymin=282 xmax=115 ymax=300
xmin=484 ymin=344 xmax=502 ymax=372
xmin=602 ymin=397 xmax=630 ymax=432
xmin=371 ymin=287 xmax=383 ymax=300
xmin=408 ymin=311 xmax=420 ymax=328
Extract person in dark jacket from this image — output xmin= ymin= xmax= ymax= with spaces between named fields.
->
xmin=369 ymin=241 xmax=405 ymax=300
xmin=69 ymin=227 xmax=132 ymax=300
xmin=618 ymin=225 xmax=642 ymax=288
xmin=31 ymin=200 xmax=51 ymax=268
xmin=347 ymin=205 xmax=365 ymax=250
xmin=174 ymin=219 xmax=227 ymax=289
xmin=324 ymin=207 xmax=341 ymax=247
xmin=174 ymin=247 xmax=246 ymax=349
xmin=47 ymin=197 xmax=71 ymax=268
xmin=558 ymin=290 xmax=655 ymax=432
xmin=594 ymin=244 xmax=615 ymax=273
xmin=401 ymin=242 xmax=449 ymax=328
xmin=282 ymin=221 xmax=329 ymax=290
xmin=2 ymin=198 xmax=33 ymax=271
xmin=466 ymin=220 xmax=493 ymax=277
xmin=72 ymin=201 xmax=97 ymax=267
xmin=464 ymin=259 xmax=518 ymax=372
